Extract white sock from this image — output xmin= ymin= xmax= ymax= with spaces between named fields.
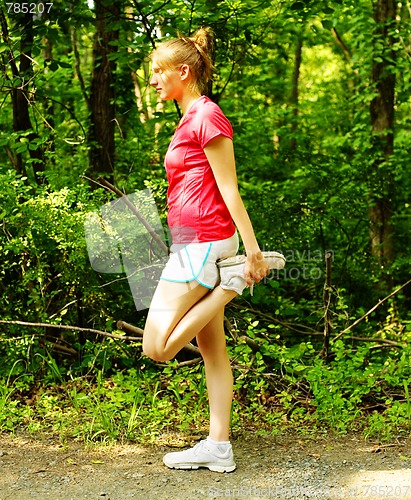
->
xmin=206 ymin=436 xmax=231 ymax=453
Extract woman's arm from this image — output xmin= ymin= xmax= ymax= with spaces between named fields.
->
xmin=204 ymin=135 xmax=269 ymax=284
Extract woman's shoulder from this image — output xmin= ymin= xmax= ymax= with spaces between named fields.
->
xmin=192 ymin=96 xmax=230 ymax=124
xmin=189 ymin=96 xmax=233 ymax=144
xmin=196 ymin=95 xmax=224 ymax=113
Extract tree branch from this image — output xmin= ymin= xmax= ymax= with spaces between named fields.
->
xmin=0 ymin=319 xmax=201 ymax=358
xmin=96 ymin=176 xmax=169 ymax=255
xmin=229 ymin=302 xmax=405 ymax=349
xmin=155 ymin=357 xmax=203 ymax=368
xmin=0 ymin=319 xmax=141 ymax=341
xmin=331 ymin=27 xmax=352 ymax=62
xmin=333 ymin=278 xmax=411 ymax=342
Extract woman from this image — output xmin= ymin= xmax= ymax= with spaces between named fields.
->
xmin=143 ymin=27 xmax=285 ymax=473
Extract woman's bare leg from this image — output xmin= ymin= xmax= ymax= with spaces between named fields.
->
xmin=196 ymin=307 xmax=233 ymax=442
xmin=143 ymin=280 xmax=237 ymax=362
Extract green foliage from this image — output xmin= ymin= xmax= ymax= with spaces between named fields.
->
xmin=1 ymin=171 xmax=104 ymax=320
xmin=2 ymin=317 xmax=411 ymax=443
xmin=0 ymin=362 xmax=212 ymax=443
xmin=227 ymin=322 xmax=411 ymax=439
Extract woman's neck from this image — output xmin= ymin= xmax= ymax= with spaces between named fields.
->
xmin=179 ymin=91 xmax=202 ymax=115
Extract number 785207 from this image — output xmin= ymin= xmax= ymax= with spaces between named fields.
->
xmin=6 ymin=3 xmax=53 ymax=14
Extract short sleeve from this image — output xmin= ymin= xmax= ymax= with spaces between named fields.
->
xmin=193 ymin=100 xmax=233 ymax=148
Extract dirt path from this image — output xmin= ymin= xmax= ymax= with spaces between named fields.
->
xmin=0 ymin=432 xmax=410 ymax=499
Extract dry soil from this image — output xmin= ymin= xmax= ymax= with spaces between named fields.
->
xmin=0 ymin=431 xmax=410 ymax=499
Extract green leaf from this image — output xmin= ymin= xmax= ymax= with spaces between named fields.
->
xmin=293 ymin=365 xmax=307 ymax=372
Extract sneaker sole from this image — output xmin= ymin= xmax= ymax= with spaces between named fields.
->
xmin=163 ymin=460 xmax=236 ymax=473
xmin=217 ymin=251 xmax=286 ymax=270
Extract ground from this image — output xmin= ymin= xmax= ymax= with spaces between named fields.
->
xmin=0 ymin=431 xmax=410 ymax=500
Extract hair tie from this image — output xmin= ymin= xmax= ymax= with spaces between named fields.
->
xmin=181 ymin=36 xmax=203 ymax=56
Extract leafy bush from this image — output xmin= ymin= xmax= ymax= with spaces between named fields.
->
xmin=0 ymin=171 xmax=141 ymax=377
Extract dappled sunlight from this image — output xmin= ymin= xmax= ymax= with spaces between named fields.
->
xmin=343 ymin=468 xmax=411 ymax=498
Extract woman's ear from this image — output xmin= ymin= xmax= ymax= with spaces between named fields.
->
xmin=180 ymin=64 xmax=190 ymax=81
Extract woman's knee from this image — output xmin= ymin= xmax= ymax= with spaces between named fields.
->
xmin=142 ymin=338 xmax=157 ymax=361
xmin=142 ymin=330 xmax=171 ymax=363
xmin=143 ymin=348 xmax=171 ymax=363
xmin=142 ymin=342 xmax=173 ymax=363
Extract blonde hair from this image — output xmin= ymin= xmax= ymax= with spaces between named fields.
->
xmin=151 ymin=27 xmax=215 ymax=95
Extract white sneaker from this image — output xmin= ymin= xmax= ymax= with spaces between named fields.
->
xmin=217 ymin=251 xmax=286 ymax=295
xmin=163 ymin=439 xmax=236 ymax=473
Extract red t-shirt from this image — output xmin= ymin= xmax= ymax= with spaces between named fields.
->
xmin=165 ymin=96 xmax=236 ymax=244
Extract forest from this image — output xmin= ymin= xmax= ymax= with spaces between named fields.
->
xmin=0 ymin=0 xmax=410 ymax=443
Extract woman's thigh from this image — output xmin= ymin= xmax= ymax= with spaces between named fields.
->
xmin=143 ymin=279 xmax=210 ymax=354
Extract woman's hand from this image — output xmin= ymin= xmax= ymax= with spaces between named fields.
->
xmin=244 ymin=251 xmax=270 ymax=286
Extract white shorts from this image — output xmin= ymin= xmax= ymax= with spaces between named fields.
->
xmin=160 ymin=232 xmax=239 ymax=289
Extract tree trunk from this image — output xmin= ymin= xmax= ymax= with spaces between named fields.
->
xmin=368 ymin=0 xmax=396 ymax=265
xmin=88 ymin=0 xmax=120 ymax=177
xmin=1 ymin=10 xmax=45 ymax=182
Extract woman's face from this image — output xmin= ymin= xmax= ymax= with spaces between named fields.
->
xmin=150 ymin=60 xmax=184 ymax=101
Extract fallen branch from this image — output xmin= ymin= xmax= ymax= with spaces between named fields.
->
xmin=239 ymin=335 xmax=261 ymax=354
xmin=0 ymin=319 xmax=141 ymax=341
xmin=348 ymin=335 xmax=404 ymax=348
xmin=0 ymin=319 xmax=201 ymax=355
xmin=332 ymin=278 xmax=411 ymax=342
xmin=44 ymin=340 xmax=77 ymax=356
xmin=228 ymin=311 xmax=404 ymax=349
xmin=229 ymin=279 xmax=408 ymax=349
xmin=156 ymin=357 xmax=203 ymax=368
xmin=116 ymin=320 xmax=144 ymax=336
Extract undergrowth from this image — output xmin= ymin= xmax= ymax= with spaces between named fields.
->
xmin=1 ymin=315 xmax=411 ymax=445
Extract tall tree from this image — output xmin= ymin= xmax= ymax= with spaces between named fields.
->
xmin=368 ymin=0 xmax=396 ymax=265
xmin=0 ymin=9 xmax=45 ymax=183
xmin=88 ymin=0 xmax=120 ymax=176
